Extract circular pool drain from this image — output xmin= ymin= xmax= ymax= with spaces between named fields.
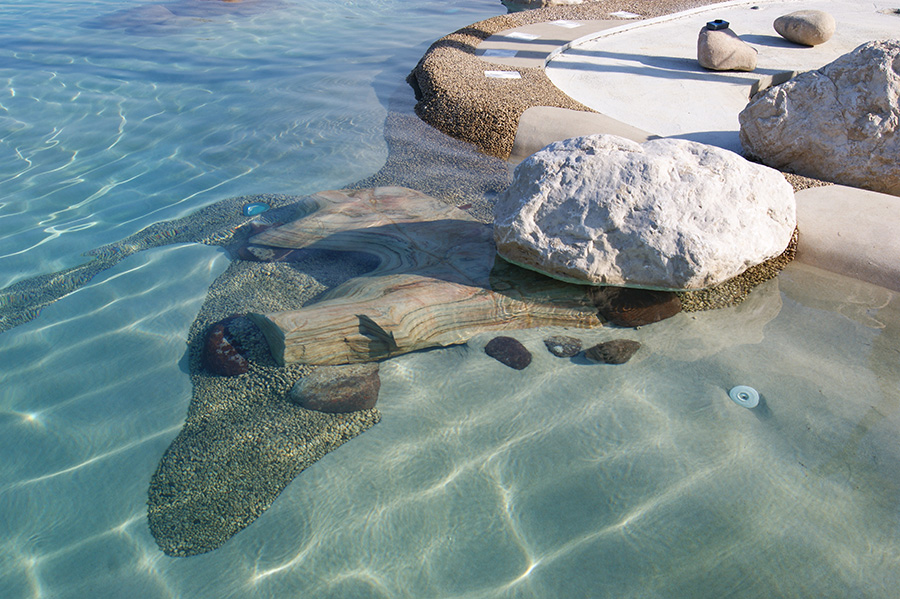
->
xmin=728 ymin=385 xmax=759 ymax=409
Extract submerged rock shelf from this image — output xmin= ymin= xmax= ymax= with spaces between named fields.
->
xmin=248 ymin=186 xmax=602 ymax=365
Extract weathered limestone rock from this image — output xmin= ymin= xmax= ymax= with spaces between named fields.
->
xmin=740 ymin=40 xmax=900 ymax=196
xmin=289 ymin=364 xmax=380 ymax=413
xmin=774 ymin=10 xmax=835 ymax=46
xmin=697 ymin=26 xmax=757 ymax=71
xmin=493 ymin=135 xmax=796 ymax=290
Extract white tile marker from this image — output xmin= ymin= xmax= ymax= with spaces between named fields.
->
xmin=609 ymin=11 xmax=642 ymax=19
xmin=481 ymin=49 xmax=519 ymax=58
xmin=484 ymin=71 xmax=522 ymax=79
xmin=505 ymin=32 xmax=540 ymax=41
xmin=550 ymin=20 xmax=583 ymax=28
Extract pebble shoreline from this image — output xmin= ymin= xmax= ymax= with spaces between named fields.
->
xmin=409 ymin=1 xmax=724 ymax=158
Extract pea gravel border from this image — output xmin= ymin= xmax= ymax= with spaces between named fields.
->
xmin=409 ymin=1 xmax=726 ymax=159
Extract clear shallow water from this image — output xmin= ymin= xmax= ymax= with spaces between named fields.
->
xmin=0 ymin=0 xmax=495 ymax=287
xmin=3 ymin=259 xmax=899 ymax=597
xmin=2 ymin=1 xmax=900 ymax=598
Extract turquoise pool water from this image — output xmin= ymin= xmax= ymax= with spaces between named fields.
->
xmin=2 ymin=1 xmax=900 ymax=598
xmin=0 ymin=0 xmax=497 ymax=288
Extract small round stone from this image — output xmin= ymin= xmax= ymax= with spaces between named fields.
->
xmin=589 ymin=287 xmax=681 ymax=327
xmin=585 ymin=339 xmax=641 ymax=364
xmin=289 ymin=363 xmax=381 ymax=413
xmin=485 ymin=336 xmax=532 ymax=370
xmin=543 ymin=335 xmax=582 ymax=357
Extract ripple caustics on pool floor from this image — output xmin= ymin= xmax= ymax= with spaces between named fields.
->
xmin=0 ymin=3 xmax=408 ymax=290
xmin=3 ymin=1 xmax=900 ymax=597
xmin=234 ymin=272 xmax=900 ymax=598
xmin=1 ymin=244 xmax=899 ymax=597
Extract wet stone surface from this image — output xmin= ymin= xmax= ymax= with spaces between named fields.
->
xmin=200 ymin=315 xmax=252 ymax=376
xmin=484 ymin=336 xmax=532 ymax=370
xmin=590 ymin=287 xmax=682 ymax=327
xmin=543 ymin=335 xmax=582 ymax=357
xmin=585 ymin=339 xmax=642 ymax=364
xmin=289 ymin=363 xmax=381 ymax=413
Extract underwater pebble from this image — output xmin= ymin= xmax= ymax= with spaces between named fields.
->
xmin=288 ymin=363 xmax=381 ymax=413
xmin=485 ymin=336 xmax=532 ymax=370
xmin=201 ymin=316 xmax=250 ymax=376
xmin=590 ymin=286 xmax=682 ymax=327
xmin=543 ymin=335 xmax=582 ymax=357
xmin=585 ymin=339 xmax=641 ymax=364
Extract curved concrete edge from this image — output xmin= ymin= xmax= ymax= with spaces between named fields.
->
xmin=544 ymin=0 xmax=775 ymax=65
xmin=510 ymin=106 xmax=658 ymax=164
xmin=795 ymin=185 xmax=900 ymax=292
xmin=409 ymin=1 xmax=723 ymax=158
xmin=476 ymin=19 xmax=622 ymax=69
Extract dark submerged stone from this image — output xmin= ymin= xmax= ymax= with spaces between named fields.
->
xmin=585 ymin=339 xmax=641 ymax=364
xmin=485 ymin=336 xmax=532 ymax=370
xmin=289 ymin=364 xmax=381 ymax=413
xmin=201 ymin=316 xmax=250 ymax=376
xmin=589 ymin=287 xmax=681 ymax=327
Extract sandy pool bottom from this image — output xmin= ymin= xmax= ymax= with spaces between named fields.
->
xmin=226 ymin=261 xmax=899 ymax=598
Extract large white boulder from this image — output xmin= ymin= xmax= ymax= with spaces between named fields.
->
xmin=740 ymin=40 xmax=900 ymax=196
xmin=493 ymin=135 xmax=796 ymax=290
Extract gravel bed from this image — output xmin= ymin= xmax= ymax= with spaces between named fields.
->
xmin=409 ymin=1 xmax=724 ymax=158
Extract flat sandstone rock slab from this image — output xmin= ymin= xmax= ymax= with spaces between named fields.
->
xmin=249 ymin=187 xmax=600 ymax=365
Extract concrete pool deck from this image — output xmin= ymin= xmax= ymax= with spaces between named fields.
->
xmin=544 ymin=0 xmax=900 ymax=153
xmin=411 ymin=0 xmax=900 ymax=292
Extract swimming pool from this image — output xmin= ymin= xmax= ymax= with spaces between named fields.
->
xmin=2 ymin=1 xmax=899 ymax=597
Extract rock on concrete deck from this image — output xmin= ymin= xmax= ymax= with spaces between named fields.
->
xmin=412 ymin=0 xmax=900 ymax=292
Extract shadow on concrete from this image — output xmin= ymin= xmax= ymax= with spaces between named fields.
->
xmin=740 ymin=33 xmax=806 ymax=49
xmin=553 ymin=48 xmax=788 ymax=85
